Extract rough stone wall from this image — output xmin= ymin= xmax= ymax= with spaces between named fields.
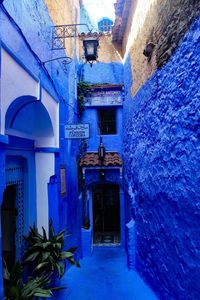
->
xmin=123 ymin=17 xmax=200 ymax=299
xmin=96 ymin=35 xmax=122 ymax=63
xmin=123 ymin=0 xmax=200 ymax=95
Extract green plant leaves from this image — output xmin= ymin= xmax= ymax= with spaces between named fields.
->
xmin=3 ymin=263 xmax=54 ymax=299
xmin=77 ymin=81 xmax=92 ymax=117
xmin=67 ymin=257 xmax=81 ymax=268
xmin=23 ymin=220 xmax=80 ymax=280
xmin=4 ymin=220 xmax=80 ymax=299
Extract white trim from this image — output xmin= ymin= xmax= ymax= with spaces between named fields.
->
xmin=35 ymin=152 xmax=55 ymax=234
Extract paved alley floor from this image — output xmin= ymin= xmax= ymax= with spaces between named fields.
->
xmin=53 ymin=247 xmax=158 ymax=300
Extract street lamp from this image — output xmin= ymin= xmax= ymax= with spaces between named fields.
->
xmin=83 ymin=37 xmax=99 ymax=67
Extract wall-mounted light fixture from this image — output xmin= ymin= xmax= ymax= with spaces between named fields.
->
xmin=98 ymin=136 xmax=105 ymax=161
xmin=83 ymin=37 xmax=99 ymax=67
xmin=52 ymin=24 xmax=100 ymax=67
xmin=143 ymin=42 xmax=155 ymax=61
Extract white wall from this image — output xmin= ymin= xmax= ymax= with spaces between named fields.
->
xmin=35 ymin=152 xmax=55 ymax=234
xmin=1 ymin=49 xmax=39 ymax=135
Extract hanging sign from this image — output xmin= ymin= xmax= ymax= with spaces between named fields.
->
xmin=84 ymin=90 xmax=122 ymax=106
xmin=65 ymin=124 xmax=89 ymax=139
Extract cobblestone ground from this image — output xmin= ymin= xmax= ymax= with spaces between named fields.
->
xmin=52 ymin=247 xmax=158 ymax=300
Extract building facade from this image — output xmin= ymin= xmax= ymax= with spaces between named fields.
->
xmin=0 ymin=0 xmax=81 ymax=297
xmin=79 ymin=84 xmax=124 ymax=254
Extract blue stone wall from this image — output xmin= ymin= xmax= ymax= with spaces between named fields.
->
xmin=123 ymin=17 xmax=200 ymax=299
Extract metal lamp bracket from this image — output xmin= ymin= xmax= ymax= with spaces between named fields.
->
xmin=52 ymin=23 xmax=93 ymax=50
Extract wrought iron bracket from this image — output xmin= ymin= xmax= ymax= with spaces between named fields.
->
xmin=42 ymin=56 xmax=72 ymax=65
xmin=52 ymin=23 xmax=92 ymax=50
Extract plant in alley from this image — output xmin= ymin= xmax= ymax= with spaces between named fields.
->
xmin=23 ymin=220 xmax=80 ymax=280
xmin=3 ymin=261 xmax=54 ymax=299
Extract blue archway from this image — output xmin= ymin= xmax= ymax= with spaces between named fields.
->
xmin=5 ymin=95 xmax=54 ymax=137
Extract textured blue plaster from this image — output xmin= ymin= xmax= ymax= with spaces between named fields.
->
xmin=84 ymin=169 xmax=122 ymax=186
xmin=123 ymin=17 xmax=200 ymax=299
xmin=81 ymin=62 xmax=124 ymax=84
xmin=51 ymin=247 xmax=158 ymax=300
xmin=81 ymin=107 xmax=123 ymax=153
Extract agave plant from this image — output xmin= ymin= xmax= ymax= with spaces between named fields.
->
xmin=23 ymin=220 xmax=80 ymax=279
xmin=3 ymin=261 xmax=54 ymax=299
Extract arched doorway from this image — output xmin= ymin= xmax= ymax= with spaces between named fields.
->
xmin=93 ymin=184 xmax=120 ymax=245
xmin=4 ymin=95 xmax=57 ymax=233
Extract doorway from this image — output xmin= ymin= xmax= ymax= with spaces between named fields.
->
xmin=93 ymin=184 xmax=120 ymax=245
xmin=1 ymin=156 xmax=25 ymax=271
xmin=1 ymin=185 xmax=17 ymax=270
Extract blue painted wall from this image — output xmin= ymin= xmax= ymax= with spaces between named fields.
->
xmin=81 ymin=107 xmax=123 ymax=153
xmin=80 ymin=61 xmax=124 ymax=154
xmin=123 ymin=17 xmax=200 ymax=299
xmin=80 ymin=62 xmax=124 ymax=85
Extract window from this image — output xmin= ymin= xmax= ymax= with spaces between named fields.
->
xmin=99 ymin=109 xmax=116 ymax=135
xmin=98 ymin=18 xmax=113 ymax=33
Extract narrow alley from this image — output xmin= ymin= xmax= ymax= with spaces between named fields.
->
xmin=53 ymin=247 xmax=158 ymax=300
xmin=0 ymin=0 xmax=199 ymax=299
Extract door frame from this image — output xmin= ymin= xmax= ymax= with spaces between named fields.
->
xmin=89 ymin=183 xmax=125 ymax=247
xmin=93 ymin=184 xmax=120 ymax=234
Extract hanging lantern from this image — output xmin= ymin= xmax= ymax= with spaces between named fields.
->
xmin=98 ymin=137 xmax=105 ymax=161
xmin=83 ymin=37 xmax=99 ymax=66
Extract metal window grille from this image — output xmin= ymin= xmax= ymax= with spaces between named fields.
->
xmin=98 ymin=19 xmax=113 ymax=32
xmin=99 ymin=109 xmax=116 ymax=135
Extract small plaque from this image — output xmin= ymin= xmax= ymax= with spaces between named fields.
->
xmin=60 ymin=165 xmax=66 ymax=196
xmin=65 ymin=124 xmax=89 ymax=139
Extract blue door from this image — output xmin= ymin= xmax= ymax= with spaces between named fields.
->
xmin=1 ymin=157 xmax=25 ymax=269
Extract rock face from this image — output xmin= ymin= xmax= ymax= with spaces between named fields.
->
xmin=123 ymin=17 xmax=200 ymax=299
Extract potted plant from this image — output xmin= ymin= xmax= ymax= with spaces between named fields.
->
xmin=23 ymin=220 xmax=80 ymax=282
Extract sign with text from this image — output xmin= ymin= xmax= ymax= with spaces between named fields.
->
xmin=65 ymin=124 xmax=89 ymax=139
xmin=84 ymin=90 xmax=123 ymax=106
